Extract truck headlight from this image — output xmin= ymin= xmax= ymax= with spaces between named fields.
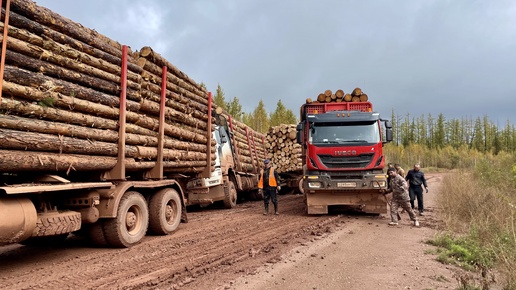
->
xmin=373 ymin=181 xmax=386 ymax=188
xmin=308 ymin=181 xmax=322 ymax=189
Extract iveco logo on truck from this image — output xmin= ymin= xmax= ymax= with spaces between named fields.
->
xmin=335 ymin=150 xmax=356 ymax=156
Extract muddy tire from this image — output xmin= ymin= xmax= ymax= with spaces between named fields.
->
xmin=297 ymin=176 xmax=305 ymax=195
xmin=32 ymin=210 xmax=81 ymax=237
xmin=223 ymin=180 xmax=237 ymax=209
xmin=104 ymin=191 xmax=149 ymax=248
xmin=149 ymin=188 xmax=182 ymax=235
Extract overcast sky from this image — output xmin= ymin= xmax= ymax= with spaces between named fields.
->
xmin=36 ymin=0 xmax=516 ymax=125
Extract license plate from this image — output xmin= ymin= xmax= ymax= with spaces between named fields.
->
xmin=337 ymin=182 xmax=356 ymax=188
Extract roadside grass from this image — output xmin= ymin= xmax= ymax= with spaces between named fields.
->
xmin=431 ymin=156 xmax=516 ymax=290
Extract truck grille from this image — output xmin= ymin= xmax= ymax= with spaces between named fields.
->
xmin=317 ymin=154 xmax=374 ymax=169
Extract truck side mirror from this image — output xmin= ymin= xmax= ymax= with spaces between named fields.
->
xmin=296 ymin=123 xmax=304 ymax=144
xmin=384 ymin=120 xmax=393 ymax=142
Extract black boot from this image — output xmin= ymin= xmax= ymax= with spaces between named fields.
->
xmin=263 ymin=203 xmax=269 ymax=215
xmin=274 ymin=203 xmax=279 ymax=215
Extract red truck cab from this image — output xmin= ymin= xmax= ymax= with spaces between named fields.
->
xmin=296 ymin=102 xmax=393 ymax=214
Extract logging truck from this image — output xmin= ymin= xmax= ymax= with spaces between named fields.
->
xmin=296 ymin=101 xmax=393 ymax=214
xmin=186 ymin=109 xmax=266 ymax=206
xmin=0 ymin=0 xmax=266 ymax=247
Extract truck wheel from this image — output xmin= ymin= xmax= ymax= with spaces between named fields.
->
xmin=148 ymin=188 xmax=182 ymax=235
xmin=104 ymin=191 xmax=149 ymax=248
xmin=86 ymin=221 xmax=109 ymax=247
xmin=32 ymin=210 xmax=81 ymax=237
xmin=223 ymin=180 xmax=237 ymax=209
xmin=297 ymin=177 xmax=305 ymax=195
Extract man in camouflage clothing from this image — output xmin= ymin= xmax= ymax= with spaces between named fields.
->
xmin=381 ymin=168 xmax=419 ymax=226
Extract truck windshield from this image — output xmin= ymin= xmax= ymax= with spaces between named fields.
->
xmin=309 ymin=122 xmax=380 ymax=144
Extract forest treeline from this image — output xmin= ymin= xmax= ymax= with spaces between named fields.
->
xmin=210 ymin=83 xmax=516 ymax=156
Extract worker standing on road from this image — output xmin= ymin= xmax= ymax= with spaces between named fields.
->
xmin=258 ymin=159 xmax=281 ymax=215
xmin=381 ymin=168 xmax=419 ymax=226
xmin=405 ymin=163 xmax=428 ymax=216
xmin=394 ymin=163 xmax=405 ymax=177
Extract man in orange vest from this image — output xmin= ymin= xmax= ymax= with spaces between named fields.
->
xmin=258 ymin=159 xmax=281 ymax=215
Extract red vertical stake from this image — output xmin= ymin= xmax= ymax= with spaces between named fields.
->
xmin=0 ymin=0 xmax=12 ymax=104
xmin=148 ymin=66 xmax=167 ymax=179
xmin=105 ymin=45 xmax=127 ymax=180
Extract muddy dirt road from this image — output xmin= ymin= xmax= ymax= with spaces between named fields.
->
xmin=0 ymin=174 xmax=460 ymax=289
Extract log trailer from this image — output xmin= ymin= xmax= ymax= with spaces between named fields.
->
xmin=0 ymin=0 xmax=265 ymax=247
xmin=296 ymin=101 xmax=393 ymax=214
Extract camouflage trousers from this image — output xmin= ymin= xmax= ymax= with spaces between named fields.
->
xmin=391 ymin=199 xmax=417 ymax=223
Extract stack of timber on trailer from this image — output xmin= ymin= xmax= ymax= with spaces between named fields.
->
xmin=306 ymin=87 xmax=369 ymax=104
xmin=0 ymin=0 xmax=265 ymax=247
xmin=265 ymin=124 xmax=304 ymax=194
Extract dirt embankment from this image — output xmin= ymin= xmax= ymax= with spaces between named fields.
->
xmin=0 ymin=174 xmax=467 ymax=290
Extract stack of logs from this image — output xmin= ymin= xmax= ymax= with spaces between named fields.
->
xmin=0 ymin=0 xmax=265 ymax=175
xmin=227 ymin=116 xmax=267 ymax=173
xmin=306 ymin=87 xmax=369 ymax=104
xmin=265 ymin=124 xmax=302 ymax=173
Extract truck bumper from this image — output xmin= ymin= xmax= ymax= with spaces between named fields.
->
xmin=305 ymin=190 xmax=387 ymax=214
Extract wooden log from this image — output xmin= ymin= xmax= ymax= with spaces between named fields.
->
xmin=139 ymin=59 xmax=208 ymax=106
xmin=5 ymin=50 xmax=142 ymax=102
xmin=0 ymin=149 xmax=212 ymax=172
xmin=0 ymin=149 xmax=116 ymax=172
xmin=344 ymin=93 xmax=352 ymax=102
xmin=2 ymin=81 xmax=208 ymax=143
xmin=0 ymin=97 xmax=157 ymax=137
xmin=351 ymin=96 xmax=361 ymax=102
xmin=317 ymin=93 xmax=325 ymax=102
xmin=359 ymin=93 xmax=368 ymax=102
xmin=0 ymin=115 xmax=211 ymax=153
xmin=3 ymin=65 xmax=141 ymax=112
xmin=0 ymin=22 xmax=142 ymax=83
xmin=324 ymin=89 xmax=332 ymax=97
xmin=351 ymin=87 xmax=362 ymax=96
xmin=4 ymin=9 xmax=142 ymax=74
xmin=0 ymin=128 xmax=209 ymax=160
xmin=0 ymin=33 xmax=141 ymax=91
xmin=10 ymin=0 xmax=131 ymax=63
xmin=141 ymin=89 xmax=208 ymax=121
xmin=335 ymin=89 xmax=345 ymax=98
xmin=305 ymin=98 xmax=312 ymax=104
xmin=139 ymin=46 xmax=205 ymax=94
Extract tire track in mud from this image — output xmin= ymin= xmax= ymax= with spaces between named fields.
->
xmin=0 ymin=195 xmax=351 ymax=290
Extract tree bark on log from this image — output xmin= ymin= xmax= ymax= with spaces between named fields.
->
xmin=4 ymin=9 xmax=143 ymax=74
xmin=138 ymin=46 xmax=205 ymax=94
xmin=4 ymin=50 xmax=142 ymax=102
xmin=0 ymin=22 xmax=142 ymax=83
xmin=1 ymin=81 xmax=208 ymax=143
xmin=0 ymin=128 xmax=209 ymax=160
xmin=0 ymin=115 xmax=212 ymax=153
xmin=3 ymin=65 xmax=141 ymax=112
xmin=139 ymin=59 xmax=209 ymax=106
xmin=0 ymin=150 xmax=212 ymax=172
xmin=10 ymin=0 xmax=130 ymax=63
xmin=0 ymin=33 xmax=141 ymax=91
xmin=0 ymin=98 xmax=157 ymax=137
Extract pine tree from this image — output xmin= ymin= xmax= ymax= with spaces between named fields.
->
xmin=226 ymin=96 xmax=243 ymax=121
xmin=214 ymin=83 xmax=226 ymax=110
xmin=249 ymin=100 xmax=270 ymax=133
